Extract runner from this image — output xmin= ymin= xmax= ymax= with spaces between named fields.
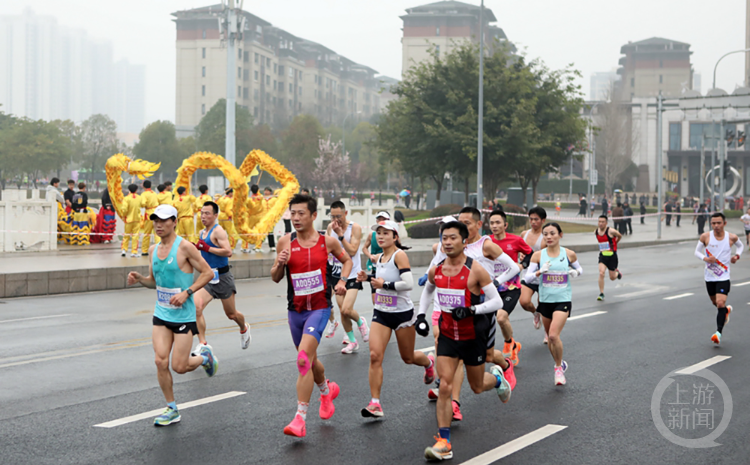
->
xmin=518 ymin=207 xmax=548 ymax=342
xmin=126 ymin=204 xmax=218 ymax=426
xmin=695 ymin=212 xmax=743 ymax=345
xmin=595 ymin=215 xmax=623 ymax=301
xmin=740 ymin=206 xmax=750 ymax=246
xmin=271 ymin=194 xmax=348 ymax=438
xmin=488 ymin=210 xmax=533 ymax=366
xmin=325 ymin=200 xmax=370 ymax=354
xmin=419 ymin=220 xmax=512 ymax=461
xmin=355 ymin=220 xmax=434 ymax=418
xmin=362 ymin=211 xmax=391 ymax=304
xmin=121 ymin=184 xmax=141 ymax=257
xmin=192 ymin=201 xmax=252 ymax=354
xmin=138 ymin=180 xmax=159 ymax=255
xmin=526 ymin=222 xmax=583 ymax=386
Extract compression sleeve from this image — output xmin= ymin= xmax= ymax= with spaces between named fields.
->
xmin=494 ymin=253 xmax=521 ymax=283
xmin=735 ymin=240 xmax=744 ymax=257
xmin=695 ymin=241 xmax=707 ymax=261
xmin=525 ymin=262 xmax=540 ymax=284
xmin=394 ymin=271 xmax=414 ymax=292
xmin=569 ymin=260 xmax=583 ymax=277
xmin=473 ymin=284 xmax=503 ymax=314
xmin=418 ymin=281 xmax=436 ymax=316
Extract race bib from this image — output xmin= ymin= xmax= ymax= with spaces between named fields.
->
xmin=156 ymin=286 xmax=182 ymax=309
xmin=598 ymin=242 xmax=611 ymax=252
xmin=494 ymin=262 xmax=509 ymax=276
xmin=541 ymin=272 xmax=568 ymax=288
xmin=210 ymin=268 xmax=220 ymax=284
xmin=707 ymin=263 xmax=725 ymax=277
xmin=437 ymin=287 xmax=465 ymax=311
xmin=291 ymin=270 xmax=325 ymax=296
xmin=375 ymin=290 xmax=398 ymax=310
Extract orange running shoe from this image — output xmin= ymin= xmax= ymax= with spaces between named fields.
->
xmin=502 ymin=339 xmax=513 ymax=359
xmin=424 ymin=436 xmax=453 ymax=461
xmin=510 ymin=341 xmax=522 ymax=367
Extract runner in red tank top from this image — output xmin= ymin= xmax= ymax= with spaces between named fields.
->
xmin=595 ymin=215 xmax=622 ymax=301
xmin=271 ymin=194 xmax=350 ymax=438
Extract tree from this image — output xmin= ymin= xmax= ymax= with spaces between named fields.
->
xmin=81 ymin=114 xmax=118 ymax=183
xmin=134 ymin=121 xmax=186 ymax=174
xmin=195 ymin=99 xmax=254 ymax=162
xmin=312 ymin=135 xmax=350 ymax=191
xmin=280 ymin=114 xmax=324 ymax=187
xmin=51 ymin=119 xmax=83 ymax=169
xmin=244 ymin=123 xmax=278 ymax=156
xmin=593 ymin=100 xmax=638 ymax=195
xmin=1 ymin=118 xmax=71 ymax=186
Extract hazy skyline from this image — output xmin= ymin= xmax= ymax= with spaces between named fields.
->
xmin=6 ymin=0 xmax=748 ymax=128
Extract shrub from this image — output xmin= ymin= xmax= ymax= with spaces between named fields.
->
xmin=430 ymin=203 xmax=462 ymax=218
xmin=408 ymin=221 xmax=440 ymax=239
xmin=502 ymin=203 xmax=528 ymax=233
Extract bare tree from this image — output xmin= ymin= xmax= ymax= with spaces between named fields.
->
xmin=312 ymin=135 xmax=350 ymax=192
xmin=593 ymin=100 xmax=638 ymax=196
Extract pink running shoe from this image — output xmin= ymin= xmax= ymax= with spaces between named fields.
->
xmin=451 ymin=400 xmax=463 ymax=421
xmin=324 ymin=320 xmax=339 ymax=339
xmin=424 ymin=354 xmax=436 ymax=384
xmin=319 ymin=380 xmax=340 ymax=420
xmin=283 ymin=414 xmax=306 ymax=437
xmin=358 ymin=317 xmax=370 ymax=342
xmin=533 ymin=312 xmax=541 ymax=330
xmin=428 ymin=388 xmax=439 ymax=401
xmin=361 ymin=402 xmax=384 ymax=418
xmin=503 ymin=358 xmax=517 ymax=391
xmin=341 ymin=341 xmax=359 ymax=354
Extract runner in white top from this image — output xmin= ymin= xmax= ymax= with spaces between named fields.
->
xmin=519 ymin=206 xmax=548 ymax=341
xmin=356 ymin=220 xmax=434 ymax=418
xmin=694 ymin=212 xmax=743 ymax=345
xmin=324 ymin=200 xmax=370 ymax=354
xmin=740 ymin=207 xmax=750 ymax=246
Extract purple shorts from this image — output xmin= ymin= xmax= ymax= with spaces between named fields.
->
xmin=288 ymin=307 xmax=332 ymax=347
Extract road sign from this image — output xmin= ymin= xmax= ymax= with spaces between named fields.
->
xmin=590 ymin=169 xmax=598 ymax=186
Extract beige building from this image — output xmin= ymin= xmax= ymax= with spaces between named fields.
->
xmin=173 ymin=6 xmax=394 ymax=130
xmin=615 ymin=37 xmax=693 ymax=100
xmin=400 ymin=1 xmax=508 ymax=77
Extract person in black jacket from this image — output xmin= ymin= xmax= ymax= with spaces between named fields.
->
xmin=639 ymin=201 xmax=646 ymax=224
xmin=675 ymin=199 xmax=681 ymax=227
xmin=623 ymin=203 xmax=633 ymax=235
xmin=696 ymin=204 xmax=707 ymax=235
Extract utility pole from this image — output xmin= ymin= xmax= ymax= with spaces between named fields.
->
xmin=700 ymin=138 xmax=705 ymax=206
xmin=222 ymin=0 xmax=244 ymax=167
xmin=657 ymin=92 xmax=663 ymax=239
xmin=720 ymin=120 xmax=726 ymax=211
xmin=476 ymin=0 xmax=484 ymax=208
xmin=710 ymin=122 xmax=716 ymax=212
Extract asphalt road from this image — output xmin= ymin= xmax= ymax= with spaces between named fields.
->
xmin=1 ymin=240 xmax=749 ymax=464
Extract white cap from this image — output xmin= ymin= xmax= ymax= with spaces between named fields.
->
xmin=437 ymin=215 xmax=457 ymax=224
xmin=150 ymin=204 xmax=178 ymax=220
xmin=371 ymin=220 xmax=399 ymax=233
xmin=375 ymin=211 xmax=391 ymax=220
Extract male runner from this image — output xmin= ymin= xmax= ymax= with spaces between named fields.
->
xmin=419 ymin=221 xmax=512 ymax=461
xmin=121 ymin=184 xmax=141 ymax=257
xmin=326 ymin=200 xmax=370 ymax=354
xmin=695 ymin=212 xmax=743 ymax=345
xmin=271 ymin=194 xmax=348 ymax=438
xmin=126 ymin=204 xmax=218 ymax=426
xmin=138 ymin=180 xmax=159 ymax=255
xmin=488 ymin=210 xmax=533 ymax=365
xmin=595 ymin=215 xmax=622 ymax=301
xmin=519 ymin=207 xmax=548 ymax=341
xmin=192 ymin=201 xmax=251 ymax=354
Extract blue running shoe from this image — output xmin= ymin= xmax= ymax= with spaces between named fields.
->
xmin=490 ymin=365 xmax=511 ymax=403
xmin=200 ymin=345 xmax=218 ymax=377
xmin=154 ymin=407 xmax=180 ymax=426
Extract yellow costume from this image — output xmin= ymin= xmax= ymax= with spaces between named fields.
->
xmin=173 ymin=193 xmax=196 ymax=241
xmin=139 ymin=188 xmax=159 ymax=253
xmin=194 ymin=193 xmax=213 ymax=237
xmin=244 ymin=194 xmax=266 ymax=250
xmin=121 ymin=192 xmax=141 ymax=253
xmin=218 ymin=195 xmax=238 ymax=248
xmin=157 ymin=191 xmax=172 ymax=206
xmin=69 ymin=207 xmax=97 ymax=246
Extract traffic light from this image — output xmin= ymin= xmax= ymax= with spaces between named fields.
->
xmin=726 ymin=129 xmax=735 ymax=145
xmin=723 ymin=160 xmax=731 ymax=179
xmin=738 ymin=131 xmax=746 ymax=147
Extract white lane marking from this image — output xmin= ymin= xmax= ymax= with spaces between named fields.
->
xmin=675 ymin=356 xmax=731 ymax=375
xmin=664 ymin=293 xmax=694 ymax=300
xmin=0 ymin=314 xmax=72 ymax=324
xmin=94 ymin=391 xmax=247 ymax=428
xmin=458 ymin=424 xmax=567 ymax=465
xmin=417 ymin=346 xmax=435 ymax=353
xmin=734 ymin=281 xmax=750 ymax=287
xmin=567 ymin=311 xmax=606 ymax=321
xmin=615 ymin=289 xmax=661 ymax=298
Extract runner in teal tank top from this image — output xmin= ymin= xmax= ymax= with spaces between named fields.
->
xmin=127 ymin=204 xmax=217 ymax=427
xmin=527 ymin=222 xmax=583 ymax=387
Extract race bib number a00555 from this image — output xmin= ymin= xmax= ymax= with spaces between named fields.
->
xmin=291 ymin=270 xmax=325 ymax=296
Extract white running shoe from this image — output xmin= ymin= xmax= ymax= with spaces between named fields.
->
xmin=121 ymin=251 xmax=126 ymax=257
xmin=270 ymin=247 xmax=276 ymax=252
xmin=533 ymin=312 xmax=541 ymax=330
xmin=358 ymin=317 xmax=370 ymax=343
xmin=554 ymin=365 xmax=566 ymax=385
xmin=341 ymin=341 xmax=359 ymax=354
xmin=131 ymin=253 xmax=141 ymax=258
xmin=191 ymin=342 xmax=210 ymax=357
xmin=543 ymin=332 xmax=549 ymax=345
xmin=324 ymin=320 xmax=339 ymax=339
xmin=240 ymin=323 xmax=252 ymax=349
xmin=342 ymin=335 xmax=351 ymax=345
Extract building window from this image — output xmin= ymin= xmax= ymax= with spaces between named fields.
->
xmin=201 ymin=103 xmax=206 ymax=115
xmin=202 ymin=85 xmax=205 ymax=96
xmin=659 ymin=75 xmax=663 ymax=84
xmin=273 ymin=96 xmax=277 ymax=105
xmin=254 ymin=107 xmax=258 ymax=117
xmin=298 ymin=86 xmax=302 ymax=96
xmin=299 ymin=70 xmax=302 ymax=79
xmin=243 ymin=87 xmax=249 ymax=99
xmin=289 ymin=99 xmax=293 ymax=108
xmin=274 ymin=80 xmax=277 ymax=90
xmin=436 ymin=26 xmax=440 ymax=36
xmin=254 ymin=71 xmax=259 ymax=81
xmin=254 ymin=89 xmax=259 ymax=101
xmin=238 ymin=48 xmax=242 ymax=59
xmin=243 ymin=69 xmax=249 ymax=81
xmin=436 ymin=45 xmax=440 ymax=57
xmin=202 ymin=30 xmax=206 ymax=39
xmin=669 ymin=123 xmax=681 ymax=150
xmin=289 ymin=68 xmax=293 ymax=78
xmin=202 ymin=66 xmax=206 ymax=77
xmin=266 ymin=57 xmax=271 ymax=67
xmin=630 ymin=77 xmax=634 ymax=87
xmin=202 ymin=48 xmax=206 ymax=59
xmin=238 ymin=86 xmax=241 ymax=97
xmin=254 ymin=53 xmax=259 ymax=64
xmin=266 ymin=75 xmax=270 ymax=85
xmin=659 ymin=60 xmax=663 ymax=68
xmin=244 ymin=51 xmax=249 ymax=62
xmin=289 ymin=83 xmax=293 ymax=92
xmin=690 ymin=123 xmax=719 ymax=149
xmin=238 ymin=67 xmax=242 ymax=78
xmin=274 ymin=63 xmax=277 ymax=73
xmin=279 ymin=65 xmax=284 ymax=76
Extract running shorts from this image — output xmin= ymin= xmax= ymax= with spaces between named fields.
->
xmin=372 ymin=309 xmax=416 ymax=331
xmin=521 ymin=280 xmax=539 ymax=294
xmin=598 ymin=252 xmax=619 ymax=271
xmin=204 ymin=271 xmax=237 ymax=300
xmin=705 ymin=280 xmax=731 ymax=296
xmin=500 ymin=289 xmax=521 ymax=315
xmin=537 ymin=301 xmax=572 ymax=320
xmin=288 ymin=307 xmax=332 ymax=347
xmin=437 ymin=333 xmax=487 ymax=366
xmin=153 ymin=316 xmax=198 ymax=335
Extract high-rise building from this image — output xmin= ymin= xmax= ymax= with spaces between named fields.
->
xmin=0 ymin=8 xmax=145 ymax=133
xmin=400 ymin=1 xmax=508 ymax=77
xmin=173 ymin=5 xmax=395 ymax=130
xmin=590 ymin=71 xmax=619 ymax=101
xmin=615 ymin=37 xmax=693 ymax=99
xmin=693 ymin=72 xmax=702 ymax=94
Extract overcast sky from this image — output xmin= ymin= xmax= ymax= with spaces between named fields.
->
xmin=9 ymin=0 xmax=748 ymax=125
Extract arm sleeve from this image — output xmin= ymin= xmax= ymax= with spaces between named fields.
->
xmin=473 ymin=284 xmax=503 ymax=314
xmin=525 ymin=262 xmax=540 ymax=284
xmin=418 ymin=281 xmax=436 ymax=316
xmin=695 ymin=241 xmax=707 ymax=261
xmin=735 ymin=240 xmax=744 ymax=257
xmin=494 ymin=253 xmax=521 ymax=283
xmin=393 ymin=271 xmax=413 ymax=292
xmin=570 ymin=260 xmax=583 ymax=276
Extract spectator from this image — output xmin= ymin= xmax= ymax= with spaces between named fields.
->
xmin=46 ymin=177 xmax=64 ymax=206
xmin=612 ymin=202 xmax=624 ymax=234
xmin=63 ymin=179 xmax=76 ymax=212
xmin=578 ymin=195 xmax=587 ymax=217
xmin=675 ymin=198 xmax=682 ymax=227
xmin=72 ymin=182 xmax=89 ymax=212
xmin=664 ymin=199 xmax=673 ymax=226
xmin=623 ymin=202 xmax=633 ymax=235
xmin=639 ymin=201 xmax=646 ymax=224
xmin=601 ymin=196 xmax=609 ymax=217
xmin=696 ymin=204 xmax=708 ymax=235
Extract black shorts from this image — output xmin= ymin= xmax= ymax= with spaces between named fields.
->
xmin=537 ymin=301 xmax=572 ymax=320
xmin=437 ymin=333 xmax=486 ymax=366
xmin=485 ymin=313 xmax=497 ymax=349
xmin=500 ymin=289 xmax=521 ymax=315
xmin=372 ymin=309 xmax=416 ymax=331
xmin=153 ymin=316 xmax=198 ymax=335
xmin=521 ymin=280 xmax=539 ymax=294
xmin=598 ymin=253 xmax=619 ymax=271
xmin=706 ymin=280 xmax=731 ymax=296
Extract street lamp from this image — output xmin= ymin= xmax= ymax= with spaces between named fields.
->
xmin=587 ymin=102 xmax=601 ymax=211
xmin=476 ymin=0 xmax=485 ymax=207
xmin=712 ymin=48 xmax=750 ymax=90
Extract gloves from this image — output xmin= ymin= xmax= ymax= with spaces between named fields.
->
xmin=196 ymin=240 xmax=211 ymax=252
xmin=568 ymin=269 xmax=580 ymax=278
xmin=415 ymin=314 xmax=430 ymax=337
xmin=451 ymin=306 xmax=475 ymax=321
xmin=539 ymin=261 xmax=551 ymax=274
xmin=418 ymin=274 xmax=428 ymax=286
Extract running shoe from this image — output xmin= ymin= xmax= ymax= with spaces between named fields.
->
xmin=597 ymin=293 xmax=605 ymax=301
xmin=503 ymin=358 xmax=517 ymax=391
xmin=533 ymin=312 xmax=541 ymax=330
xmin=200 ymin=345 xmax=218 ymax=377
xmin=451 ymin=400 xmax=462 ymax=421
xmin=726 ymin=305 xmax=732 ymax=325
xmin=240 ymin=323 xmax=252 ymax=349
xmin=424 ymin=437 xmax=452 ymax=461
xmin=324 ymin=320 xmax=339 ymax=339
xmin=191 ymin=342 xmax=208 ymax=357
xmin=271 ymin=247 xmax=277 ymax=252
xmin=554 ymin=365 xmax=566 ymax=385
xmin=711 ymin=331 xmax=721 ymax=345
xmin=319 ymin=380 xmax=339 ymax=420
xmin=121 ymin=250 xmax=126 ymax=257
xmin=543 ymin=333 xmax=549 ymax=345
xmin=283 ymin=414 xmax=306 ymax=437
xmin=342 ymin=335 xmax=350 ymax=345
xmin=358 ymin=317 xmax=370 ymax=342
xmin=424 ymin=353 xmax=436 ymax=384
xmin=510 ymin=341 xmax=522 ymax=367
xmin=341 ymin=341 xmax=359 ymax=354
xmin=490 ymin=365 xmax=511 ymax=403
xmin=361 ymin=402 xmax=384 ymax=418
xmin=153 ymin=407 xmax=180 ymax=426
xmin=428 ymin=388 xmax=439 ymax=401
xmin=617 ymin=270 xmax=622 ymax=280
xmin=131 ymin=253 xmax=140 ymax=258
xmin=502 ymin=340 xmax=513 ymax=359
